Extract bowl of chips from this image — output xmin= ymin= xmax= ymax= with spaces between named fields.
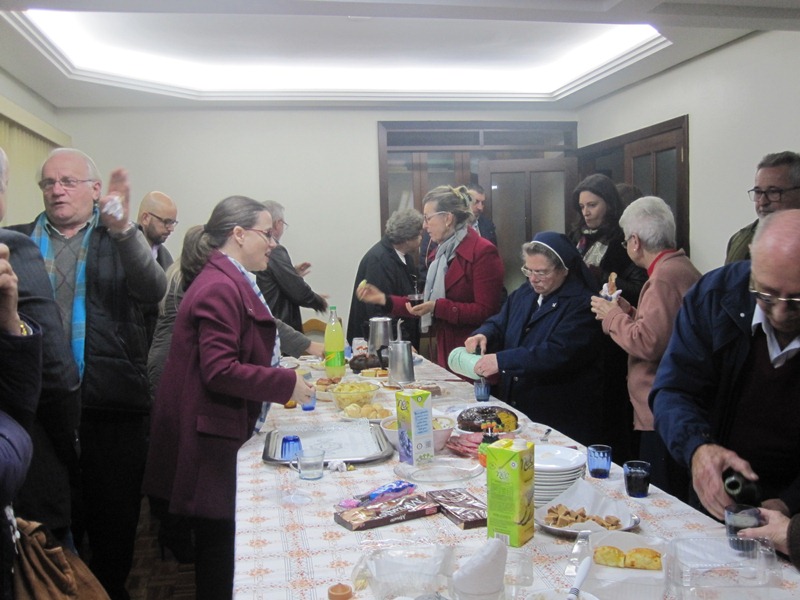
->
xmin=330 ymin=381 xmax=381 ymax=411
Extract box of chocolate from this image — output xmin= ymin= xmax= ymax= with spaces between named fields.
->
xmin=334 ymin=494 xmax=439 ymax=531
xmin=426 ymin=488 xmax=487 ymax=530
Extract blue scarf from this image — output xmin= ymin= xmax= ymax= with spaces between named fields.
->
xmin=30 ymin=209 xmax=98 ymax=378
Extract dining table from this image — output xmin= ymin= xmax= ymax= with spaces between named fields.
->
xmin=233 ymin=356 xmax=800 ymax=600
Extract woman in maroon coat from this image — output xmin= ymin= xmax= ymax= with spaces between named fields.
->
xmin=358 ymin=185 xmax=505 ymax=368
xmin=142 ymin=196 xmax=313 ymax=599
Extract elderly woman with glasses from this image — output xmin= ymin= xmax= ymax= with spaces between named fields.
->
xmin=590 ymin=196 xmax=701 ymax=499
xmin=465 ymin=231 xmax=605 ymax=446
xmin=358 ymin=185 xmax=504 ymax=368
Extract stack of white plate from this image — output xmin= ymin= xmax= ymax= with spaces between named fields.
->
xmin=534 ymin=444 xmax=586 ymax=507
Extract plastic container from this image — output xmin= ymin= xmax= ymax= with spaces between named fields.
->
xmin=447 ymin=347 xmax=481 ymax=380
xmin=324 ymin=306 xmax=346 ymax=378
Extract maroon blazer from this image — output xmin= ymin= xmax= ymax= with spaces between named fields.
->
xmin=391 ymin=228 xmax=505 ymax=367
xmin=142 ymin=251 xmax=296 ymax=520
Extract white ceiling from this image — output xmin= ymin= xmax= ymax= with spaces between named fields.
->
xmin=0 ymin=0 xmax=799 ymax=110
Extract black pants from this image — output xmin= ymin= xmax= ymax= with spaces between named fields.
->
xmin=73 ymin=415 xmax=147 ymax=600
xmin=193 ymin=517 xmax=235 ymax=600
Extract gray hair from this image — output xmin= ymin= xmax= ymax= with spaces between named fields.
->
xmin=758 ymin=151 xmax=800 ymax=187
xmin=261 ymin=199 xmax=285 ymax=222
xmin=0 ymin=147 xmax=7 ymax=194
xmin=40 ymin=147 xmax=101 ymax=181
xmin=619 ymin=196 xmax=676 ymax=252
xmin=385 ymin=208 xmax=423 ymax=244
xmin=423 ymin=185 xmax=474 ymax=228
xmin=521 ymin=241 xmax=567 ymax=271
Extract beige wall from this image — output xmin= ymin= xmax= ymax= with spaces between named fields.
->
xmin=2 ymin=29 xmax=800 ymax=328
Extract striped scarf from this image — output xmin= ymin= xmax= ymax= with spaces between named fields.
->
xmin=30 ymin=209 xmax=97 ymax=378
xmin=223 ymin=255 xmax=281 ymax=435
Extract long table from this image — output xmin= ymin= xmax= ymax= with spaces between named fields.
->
xmin=233 ymin=359 xmax=800 ymax=599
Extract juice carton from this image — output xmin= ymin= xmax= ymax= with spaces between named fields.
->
xmin=395 ymin=389 xmax=434 ymax=466
xmin=485 ymin=438 xmax=535 ymax=547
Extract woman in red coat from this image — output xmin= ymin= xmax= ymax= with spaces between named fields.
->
xmin=142 ymin=196 xmax=313 ymax=599
xmin=358 ymin=185 xmax=504 ymax=368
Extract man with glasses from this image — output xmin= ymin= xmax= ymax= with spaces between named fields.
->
xmin=137 ymin=191 xmax=178 ymax=269
xmin=652 ymin=209 xmax=800 ymax=524
xmin=8 ymin=148 xmax=166 ymax=600
xmin=255 ymin=199 xmax=327 ymax=333
xmin=725 ymin=151 xmax=800 ymax=263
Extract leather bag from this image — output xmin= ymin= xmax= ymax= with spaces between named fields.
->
xmin=13 ymin=518 xmax=109 ymax=600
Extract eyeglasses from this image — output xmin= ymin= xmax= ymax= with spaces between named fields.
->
xmin=749 ymin=286 xmax=800 ymax=309
xmin=147 ymin=213 xmax=179 ymax=228
xmin=246 ymin=228 xmax=274 ymax=241
xmin=747 ymin=186 xmax=800 ymax=203
xmin=621 ymin=235 xmax=635 ymax=248
xmin=521 ymin=266 xmax=556 ymax=279
xmin=423 ymin=211 xmax=448 ymax=223
xmin=278 ymin=220 xmax=289 ymax=229
xmin=38 ymin=177 xmax=95 ymax=191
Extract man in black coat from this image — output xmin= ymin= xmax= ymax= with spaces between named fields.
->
xmin=0 ymin=147 xmax=81 ymax=549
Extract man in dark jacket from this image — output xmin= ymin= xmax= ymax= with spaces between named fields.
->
xmin=0 ymin=146 xmax=81 ymax=550
xmin=255 ymin=200 xmax=327 ymax=333
xmin=652 ymin=209 xmax=800 ymax=522
xmin=9 ymin=148 xmax=166 ymax=600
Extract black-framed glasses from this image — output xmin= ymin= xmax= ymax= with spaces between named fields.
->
xmin=747 ymin=186 xmax=800 ymax=203
xmin=521 ymin=266 xmax=556 ymax=279
xmin=749 ymin=286 xmax=800 ymax=309
xmin=147 ymin=213 xmax=179 ymax=228
xmin=246 ymin=228 xmax=274 ymax=241
xmin=621 ymin=235 xmax=635 ymax=248
xmin=38 ymin=177 xmax=95 ymax=191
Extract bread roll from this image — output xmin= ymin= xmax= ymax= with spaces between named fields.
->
xmin=624 ymin=547 xmax=662 ymax=570
xmin=593 ymin=545 xmax=625 ymax=568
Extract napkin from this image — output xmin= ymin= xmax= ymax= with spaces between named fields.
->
xmin=452 ymin=537 xmax=507 ymax=598
xmin=600 ymin=283 xmax=622 ymax=302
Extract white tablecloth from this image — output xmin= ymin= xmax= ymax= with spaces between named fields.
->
xmin=234 ymin=359 xmax=800 ymax=599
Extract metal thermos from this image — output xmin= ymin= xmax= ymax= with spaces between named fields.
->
xmin=722 ymin=468 xmax=762 ymax=506
xmin=367 ymin=317 xmax=394 ymax=356
xmin=388 ymin=340 xmax=415 ymax=385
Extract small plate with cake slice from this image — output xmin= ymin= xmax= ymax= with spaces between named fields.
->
xmin=588 ymin=530 xmax=667 ymax=587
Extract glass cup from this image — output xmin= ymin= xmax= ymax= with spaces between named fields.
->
xmin=291 ymin=449 xmax=326 ymax=480
xmin=725 ymin=503 xmax=765 ymax=550
xmin=301 ymin=392 xmax=317 ymax=411
xmin=587 ymin=444 xmax=612 ymax=478
xmin=623 ymin=460 xmax=651 ymax=497
xmin=407 ymin=293 xmax=424 ymax=307
xmin=280 ymin=435 xmax=302 ymax=460
xmin=474 ymin=378 xmax=491 ymax=402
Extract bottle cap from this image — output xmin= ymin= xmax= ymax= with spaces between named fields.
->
xmin=512 ymin=438 xmax=529 ymax=450
xmin=327 ymin=582 xmax=353 ymax=600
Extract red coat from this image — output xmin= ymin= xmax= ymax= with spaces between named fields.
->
xmin=391 ymin=228 xmax=505 ymax=368
xmin=142 ymin=251 xmax=296 ymax=520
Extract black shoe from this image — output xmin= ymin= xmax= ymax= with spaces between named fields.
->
xmin=158 ymin=519 xmax=195 ymax=564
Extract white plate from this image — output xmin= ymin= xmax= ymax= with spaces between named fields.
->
xmin=393 ymin=457 xmax=484 ymax=484
xmin=279 ymin=357 xmax=299 ymax=369
xmin=588 ymin=530 xmax=667 ymax=582
xmin=526 ymin=591 xmax=599 ymax=600
xmin=339 ymin=414 xmax=389 ymax=424
xmin=535 ymin=514 xmax=640 ymax=538
xmin=535 ymin=445 xmax=587 ymax=472
xmin=537 ymin=468 xmax=586 ymax=481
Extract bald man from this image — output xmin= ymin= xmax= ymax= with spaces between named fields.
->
xmin=137 ymin=191 xmax=177 ymax=269
xmin=652 ymin=209 xmax=800 ymax=520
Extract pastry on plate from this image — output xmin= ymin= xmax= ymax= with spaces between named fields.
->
xmin=593 ymin=545 xmax=625 ymax=568
xmin=624 ymin=547 xmax=662 ymax=570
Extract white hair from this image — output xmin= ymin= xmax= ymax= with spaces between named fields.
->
xmin=619 ymin=196 xmax=676 ymax=252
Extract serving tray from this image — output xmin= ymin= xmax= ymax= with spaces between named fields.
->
xmin=262 ymin=421 xmax=393 ymax=465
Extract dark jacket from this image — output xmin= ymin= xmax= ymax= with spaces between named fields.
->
xmin=0 ymin=228 xmax=81 ymax=530
xmin=475 ymin=214 xmax=498 ymax=247
xmin=138 ymin=228 xmax=174 ymax=348
xmin=473 ymin=275 xmax=605 ymax=446
xmin=651 ymin=261 xmax=800 ymax=513
xmin=347 ymin=236 xmax=420 ymax=348
xmin=389 ymin=228 xmax=505 ymax=368
xmin=143 ymin=251 xmax=296 ymax=520
xmin=255 ymin=244 xmax=327 ymax=332
xmin=725 ymin=219 xmax=757 ymax=264
xmin=9 ymin=221 xmax=167 ymax=415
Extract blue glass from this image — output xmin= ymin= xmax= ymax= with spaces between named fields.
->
xmin=474 ymin=379 xmax=491 ymax=402
xmin=281 ymin=435 xmax=302 ymax=460
xmin=301 ymin=393 xmax=317 ymax=411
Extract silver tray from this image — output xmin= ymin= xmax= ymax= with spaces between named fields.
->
xmin=262 ymin=421 xmax=393 ymax=465
xmin=534 ymin=513 xmax=641 ymax=538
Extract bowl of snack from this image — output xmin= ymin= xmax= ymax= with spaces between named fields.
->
xmin=380 ymin=415 xmax=455 ymax=452
xmin=330 ymin=381 xmax=381 ymax=411
xmin=342 ymin=402 xmax=392 ymax=421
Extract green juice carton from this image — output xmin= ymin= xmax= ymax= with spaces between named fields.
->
xmin=395 ymin=389 xmax=434 ymax=466
xmin=486 ymin=438 xmax=535 ymax=547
